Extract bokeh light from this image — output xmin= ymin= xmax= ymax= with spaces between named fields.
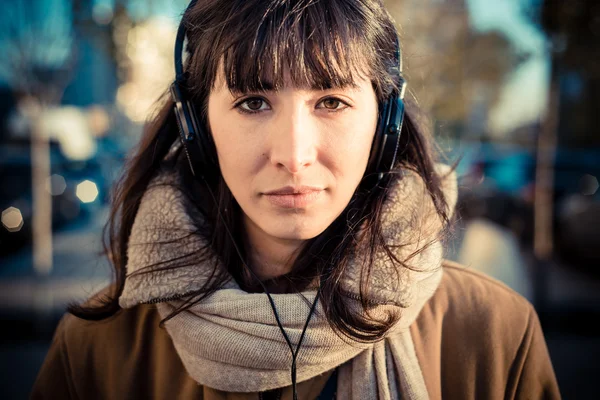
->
xmin=92 ymin=3 xmax=114 ymax=26
xmin=76 ymin=180 xmax=99 ymax=203
xmin=39 ymin=107 xmax=98 ymax=161
xmin=45 ymin=174 xmax=67 ymax=196
xmin=1 ymin=207 xmax=24 ymax=232
xmin=580 ymin=174 xmax=599 ymax=196
xmin=115 ymin=17 xmax=176 ymax=123
xmin=87 ymin=106 xmax=111 ymax=137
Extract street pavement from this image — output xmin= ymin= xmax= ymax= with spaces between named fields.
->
xmin=0 ymin=206 xmax=112 ymax=399
xmin=0 ymin=206 xmax=112 ymax=312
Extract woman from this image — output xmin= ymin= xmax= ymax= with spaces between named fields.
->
xmin=32 ymin=0 xmax=560 ymax=399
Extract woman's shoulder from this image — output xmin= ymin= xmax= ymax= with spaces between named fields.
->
xmin=55 ymin=286 xmax=174 ymax=366
xmin=421 ymin=259 xmax=545 ymax=370
xmin=436 ymin=258 xmax=535 ymax=318
xmin=415 ymin=260 xmax=560 ymax=399
xmin=33 ymin=288 xmax=199 ymax=399
xmin=420 ymin=259 xmax=540 ymax=356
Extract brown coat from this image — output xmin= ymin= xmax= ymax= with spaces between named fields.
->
xmin=31 ymin=261 xmax=561 ymax=399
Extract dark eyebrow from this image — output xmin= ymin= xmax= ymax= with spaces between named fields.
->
xmin=228 ymin=84 xmax=274 ymax=96
xmin=228 ymin=80 xmax=361 ymax=95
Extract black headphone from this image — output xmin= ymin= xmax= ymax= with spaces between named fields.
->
xmin=170 ymin=0 xmax=407 ymax=182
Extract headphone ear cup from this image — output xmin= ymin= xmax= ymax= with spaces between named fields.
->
xmin=378 ymin=95 xmax=405 ymax=173
xmin=171 ymin=82 xmax=212 ymax=179
xmin=184 ymin=98 xmax=214 ymax=163
xmin=366 ymin=94 xmax=404 ymax=177
xmin=366 ymin=98 xmax=391 ymax=177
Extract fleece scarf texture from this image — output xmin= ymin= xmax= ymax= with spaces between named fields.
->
xmin=119 ymin=163 xmax=457 ymax=399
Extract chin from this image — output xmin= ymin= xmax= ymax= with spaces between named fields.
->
xmin=265 ymin=217 xmax=331 ymax=241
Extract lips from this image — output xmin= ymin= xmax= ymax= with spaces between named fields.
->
xmin=263 ymin=186 xmax=324 ymax=208
xmin=264 ymin=185 xmax=323 ymax=195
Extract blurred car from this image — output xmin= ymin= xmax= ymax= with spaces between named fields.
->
xmin=0 ymin=138 xmax=106 ymax=258
xmin=455 ymin=140 xmax=600 ymax=277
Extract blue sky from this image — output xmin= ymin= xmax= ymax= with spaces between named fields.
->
xmin=466 ymin=0 xmax=549 ymax=135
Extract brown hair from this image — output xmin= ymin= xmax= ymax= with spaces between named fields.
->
xmin=70 ymin=0 xmax=451 ymax=343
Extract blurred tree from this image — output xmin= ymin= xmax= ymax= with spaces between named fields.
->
xmin=540 ymin=0 xmax=600 ymax=148
xmin=0 ymin=0 xmax=77 ymax=276
xmin=541 ymin=0 xmax=600 ymax=77
xmin=538 ymin=0 xmax=600 ymax=275
xmin=384 ymin=0 xmax=530 ymax=138
xmin=0 ymin=0 xmax=76 ymax=104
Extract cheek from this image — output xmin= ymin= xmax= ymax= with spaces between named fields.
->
xmin=323 ymin=116 xmax=377 ymax=179
xmin=210 ymin=124 xmax=264 ymax=194
xmin=207 ymin=95 xmax=243 ymax=181
xmin=214 ymin=132 xmax=248 ymax=175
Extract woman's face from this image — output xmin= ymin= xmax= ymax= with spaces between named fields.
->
xmin=207 ymin=70 xmax=378 ymax=243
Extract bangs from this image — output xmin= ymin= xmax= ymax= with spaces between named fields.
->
xmin=222 ymin=0 xmax=375 ymax=93
xmin=185 ymin=0 xmax=395 ymax=98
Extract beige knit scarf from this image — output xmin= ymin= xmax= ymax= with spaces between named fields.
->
xmin=119 ymin=164 xmax=457 ymax=399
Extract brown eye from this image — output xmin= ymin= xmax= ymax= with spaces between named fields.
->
xmin=321 ymin=98 xmax=341 ymax=109
xmin=236 ymin=97 xmax=269 ymax=114
xmin=245 ymin=98 xmax=264 ymax=111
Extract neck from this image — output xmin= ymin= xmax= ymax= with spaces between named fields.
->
xmin=242 ymin=215 xmax=305 ymax=283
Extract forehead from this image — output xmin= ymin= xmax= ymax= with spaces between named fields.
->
xmin=211 ymin=61 xmax=371 ymax=95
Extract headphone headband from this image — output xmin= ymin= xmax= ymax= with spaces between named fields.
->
xmin=174 ymin=0 xmax=197 ymax=82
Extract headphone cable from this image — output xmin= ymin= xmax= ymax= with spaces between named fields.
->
xmin=195 ymin=169 xmax=322 ymax=400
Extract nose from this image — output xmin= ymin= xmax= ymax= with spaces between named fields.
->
xmin=269 ymin=107 xmax=318 ymax=174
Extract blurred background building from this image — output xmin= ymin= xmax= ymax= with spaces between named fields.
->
xmin=0 ymin=0 xmax=598 ymax=398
